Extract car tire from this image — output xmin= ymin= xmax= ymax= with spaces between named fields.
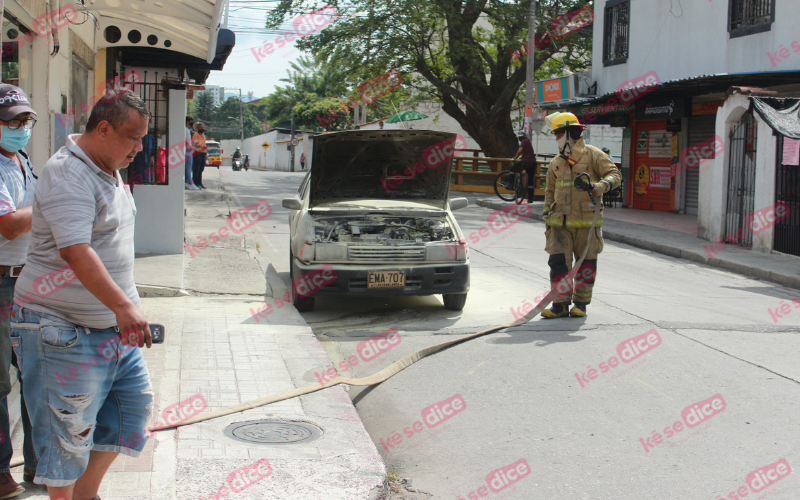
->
xmin=289 ymin=252 xmax=315 ymax=312
xmin=442 ymin=293 xmax=467 ymax=311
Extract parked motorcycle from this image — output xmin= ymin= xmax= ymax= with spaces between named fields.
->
xmin=232 ymin=158 xmax=243 ymax=171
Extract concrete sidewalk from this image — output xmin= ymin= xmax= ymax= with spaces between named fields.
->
xmin=10 ymin=169 xmax=387 ymax=499
xmin=477 ymin=199 xmax=800 ymax=291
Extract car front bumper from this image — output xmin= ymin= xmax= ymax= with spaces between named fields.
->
xmin=292 ymin=259 xmax=469 ymax=297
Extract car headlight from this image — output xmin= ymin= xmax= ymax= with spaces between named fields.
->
xmin=427 ymin=243 xmax=467 ymax=262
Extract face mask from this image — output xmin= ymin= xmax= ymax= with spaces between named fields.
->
xmin=199 ymin=130 xmax=205 ymax=135
xmin=0 ymin=126 xmax=32 ymax=152
xmin=556 ymin=135 xmax=567 ymax=150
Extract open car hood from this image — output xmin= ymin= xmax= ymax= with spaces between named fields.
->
xmin=309 ymin=130 xmax=459 ymax=210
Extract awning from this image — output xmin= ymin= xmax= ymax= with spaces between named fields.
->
xmin=78 ymin=0 xmax=228 ymax=63
xmin=750 ymin=97 xmax=800 ymax=140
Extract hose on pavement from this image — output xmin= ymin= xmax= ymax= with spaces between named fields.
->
xmin=149 ymin=202 xmax=601 ymax=433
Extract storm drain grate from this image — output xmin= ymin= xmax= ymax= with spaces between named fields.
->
xmin=223 ymin=420 xmax=323 ymax=445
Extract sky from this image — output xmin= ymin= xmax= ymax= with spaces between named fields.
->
xmin=206 ymin=1 xmax=333 ymax=100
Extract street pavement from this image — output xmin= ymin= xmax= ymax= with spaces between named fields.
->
xmin=238 ymin=170 xmax=800 ymax=500
xmin=10 ymin=168 xmax=799 ymax=500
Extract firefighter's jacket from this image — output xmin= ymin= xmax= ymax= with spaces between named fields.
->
xmin=543 ymin=139 xmax=622 ymax=228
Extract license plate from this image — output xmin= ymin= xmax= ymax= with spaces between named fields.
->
xmin=367 ymin=270 xmax=405 ymax=288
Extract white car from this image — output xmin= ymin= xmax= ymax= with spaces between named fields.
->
xmin=283 ymin=130 xmax=470 ymax=312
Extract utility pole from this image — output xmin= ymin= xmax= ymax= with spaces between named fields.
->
xmin=290 ymin=91 xmax=296 ymax=172
xmin=239 ymin=88 xmax=244 ymax=151
xmin=525 ymin=0 xmax=536 ymax=140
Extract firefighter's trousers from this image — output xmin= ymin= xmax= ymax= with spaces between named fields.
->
xmin=544 ymin=224 xmax=604 ymax=305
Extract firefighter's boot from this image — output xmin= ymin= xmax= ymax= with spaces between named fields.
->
xmin=541 ymin=303 xmax=570 ymax=319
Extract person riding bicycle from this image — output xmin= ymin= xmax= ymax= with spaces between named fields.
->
xmin=508 ymin=131 xmax=536 ymax=203
xmin=541 ymin=112 xmax=621 ymax=319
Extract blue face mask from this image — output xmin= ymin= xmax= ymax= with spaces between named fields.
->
xmin=0 ymin=126 xmax=32 ymax=152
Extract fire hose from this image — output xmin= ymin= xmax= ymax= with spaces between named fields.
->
xmin=147 ymin=180 xmax=602 ymax=433
xmin=2 ymin=179 xmax=603 ymax=469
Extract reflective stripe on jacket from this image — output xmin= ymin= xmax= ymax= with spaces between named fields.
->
xmin=543 ymin=139 xmax=622 ymax=228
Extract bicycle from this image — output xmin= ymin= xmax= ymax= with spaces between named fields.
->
xmin=494 ymin=170 xmax=528 ymax=204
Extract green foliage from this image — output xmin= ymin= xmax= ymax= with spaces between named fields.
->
xmin=266 ymin=0 xmax=593 ymax=156
xmin=192 ymin=91 xmax=217 ymax=126
xmin=208 ymin=96 xmax=263 ymax=140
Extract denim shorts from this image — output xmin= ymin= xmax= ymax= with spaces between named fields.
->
xmin=10 ymin=305 xmax=153 ymax=487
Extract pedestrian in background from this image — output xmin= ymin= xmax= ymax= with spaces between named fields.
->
xmin=11 ymin=88 xmax=153 ymax=497
xmin=300 ymin=153 xmax=306 ymax=170
xmin=185 ymin=116 xmax=198 ymax=190
xmin=192 ymin=122 xmax=207 ymax=189
xmin=0 ymin=84 xmax=38 ymax=498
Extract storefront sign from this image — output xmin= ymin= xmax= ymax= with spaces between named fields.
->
xmin=635 ymin=164 xmax=649 ymax=196
xmin=691 ymin=101 xmax=723 ymax=116
xmin=648 ymin=131 xmax=672 ymax=158
xmin=649 ymin=167 xmax=670 ymax=188
xmin=666 ymin=118 xmax=681 ymax=132
xmin=636 ymin=131 xmax=649 ymax=154
xmin=636 ymin=97 xmax=688 ymax=120
xmin=535 ymin=76 xmax=572 ymax=103
xmin=575 ymin=101 xmax=634 ymax=125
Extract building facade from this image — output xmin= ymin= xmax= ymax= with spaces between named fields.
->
xmin=546 ymin=0 xmax=800 ymax=257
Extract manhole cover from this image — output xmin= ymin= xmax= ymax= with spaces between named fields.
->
xmin=223 ymin=420 xmax=323 ymax=445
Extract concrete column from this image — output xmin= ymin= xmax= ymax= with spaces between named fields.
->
xmin=132 ymin=88 xmax=187 ymax=254
xmin=751 ymin=117 xmax=778 ymax=253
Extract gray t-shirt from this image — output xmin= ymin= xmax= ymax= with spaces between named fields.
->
xmin=14 ymin=134 xmax=140 ymax=328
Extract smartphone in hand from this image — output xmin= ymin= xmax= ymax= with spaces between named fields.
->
xmin=149 ymin=323 xmax=165 ymax=344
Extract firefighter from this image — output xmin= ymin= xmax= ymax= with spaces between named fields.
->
xmin=541 ymin=112 xmax=621 ymax=318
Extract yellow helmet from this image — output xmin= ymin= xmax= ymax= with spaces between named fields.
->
xmin=544 ymin=112 xmax=585 ymax=134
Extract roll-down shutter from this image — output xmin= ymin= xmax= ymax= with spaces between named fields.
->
xmin=686 ymin=115 xmax=716 ymax=215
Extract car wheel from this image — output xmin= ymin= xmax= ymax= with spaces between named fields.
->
xmin=289 ymin=252 xmax=315 ymax=312
xmin=442 ymin=293 xmax=467 ymax=311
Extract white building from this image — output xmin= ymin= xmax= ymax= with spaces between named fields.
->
xmin=4 ymin=0 xmax=235 ymax=256
xmin=537 ymin=0 xmax=800 ymax=257
xmin=200 ymin=84 xmax=223 ymax=105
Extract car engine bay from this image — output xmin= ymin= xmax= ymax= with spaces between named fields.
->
xmin=312 ymin=215 xmax=456 ymax=244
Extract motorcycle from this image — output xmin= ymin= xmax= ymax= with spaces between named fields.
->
xmin=244 ymin=156 xmax=250 ymax=171
xmin=232 ymin=158 xmax=243 ymax=171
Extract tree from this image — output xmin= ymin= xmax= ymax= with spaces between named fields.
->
xmin=209 ymin=97 xmax=263 ymax=140
xmin=268 ymin=0 xmax=592 ymax=157
xmin=192 ymin=91 xmax=217 ymax=126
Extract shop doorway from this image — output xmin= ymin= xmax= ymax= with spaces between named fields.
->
xmin=724 ymin=111 xmax=757 ymax=247
xmin=774 ymin=135 xmax=800 ymax=257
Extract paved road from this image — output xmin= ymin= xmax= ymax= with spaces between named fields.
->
xmin=224 ymin=168 xmax=800 ymax=500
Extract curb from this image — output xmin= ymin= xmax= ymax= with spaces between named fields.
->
xmin=136 ymin=284 xmax=191 ymax=297
xmin=475 ymin=199 xmax=800 ymax=291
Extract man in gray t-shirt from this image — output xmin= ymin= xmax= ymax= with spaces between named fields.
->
xmin=11 ymin=89 xmax=154 ymax=495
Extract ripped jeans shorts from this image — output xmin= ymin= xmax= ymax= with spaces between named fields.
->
xmin=10 ymin=305 xmax=153 ymax=487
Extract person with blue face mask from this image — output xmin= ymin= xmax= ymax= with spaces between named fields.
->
xmin=0 ymin=83 xmax=38 ymax=496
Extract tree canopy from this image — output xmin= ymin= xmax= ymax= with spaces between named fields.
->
xmin=267 ymin=0 xmax=592 ymax=156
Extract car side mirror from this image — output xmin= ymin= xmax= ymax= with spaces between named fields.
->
xmin=282 ymin=197 xmax=302 ymax=210
xmin=449 ymin=198 xmax=469 ymax=211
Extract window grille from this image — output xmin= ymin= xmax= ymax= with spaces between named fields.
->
xmin=728 ymin=0 xmax=775 ymax=38
xmin=125 ymin=71 xmax=170 ymax=186
xmin=603 ymin=0 xmax=629 ymax=67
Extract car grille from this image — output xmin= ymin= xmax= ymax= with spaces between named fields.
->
xmin=348 ymin=246 xmax=426 ymax=262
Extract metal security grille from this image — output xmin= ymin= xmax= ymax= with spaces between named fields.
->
xmin=774 ymin=136 xmax=800 ymax=257
xmin=348 ymin=246 xmax=425 ymax=262
xmin=125 ymin=71 xmax=169 ymax=186
xmin=685 ymin=115 xmax=717 ymax=215
xmin=724 ymin=112 xmax=757 ymax=247
xmin=603 ymin=0 xmax=629 ymax=65
xmin=729 ymin=0 xmax=775 ymax=37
